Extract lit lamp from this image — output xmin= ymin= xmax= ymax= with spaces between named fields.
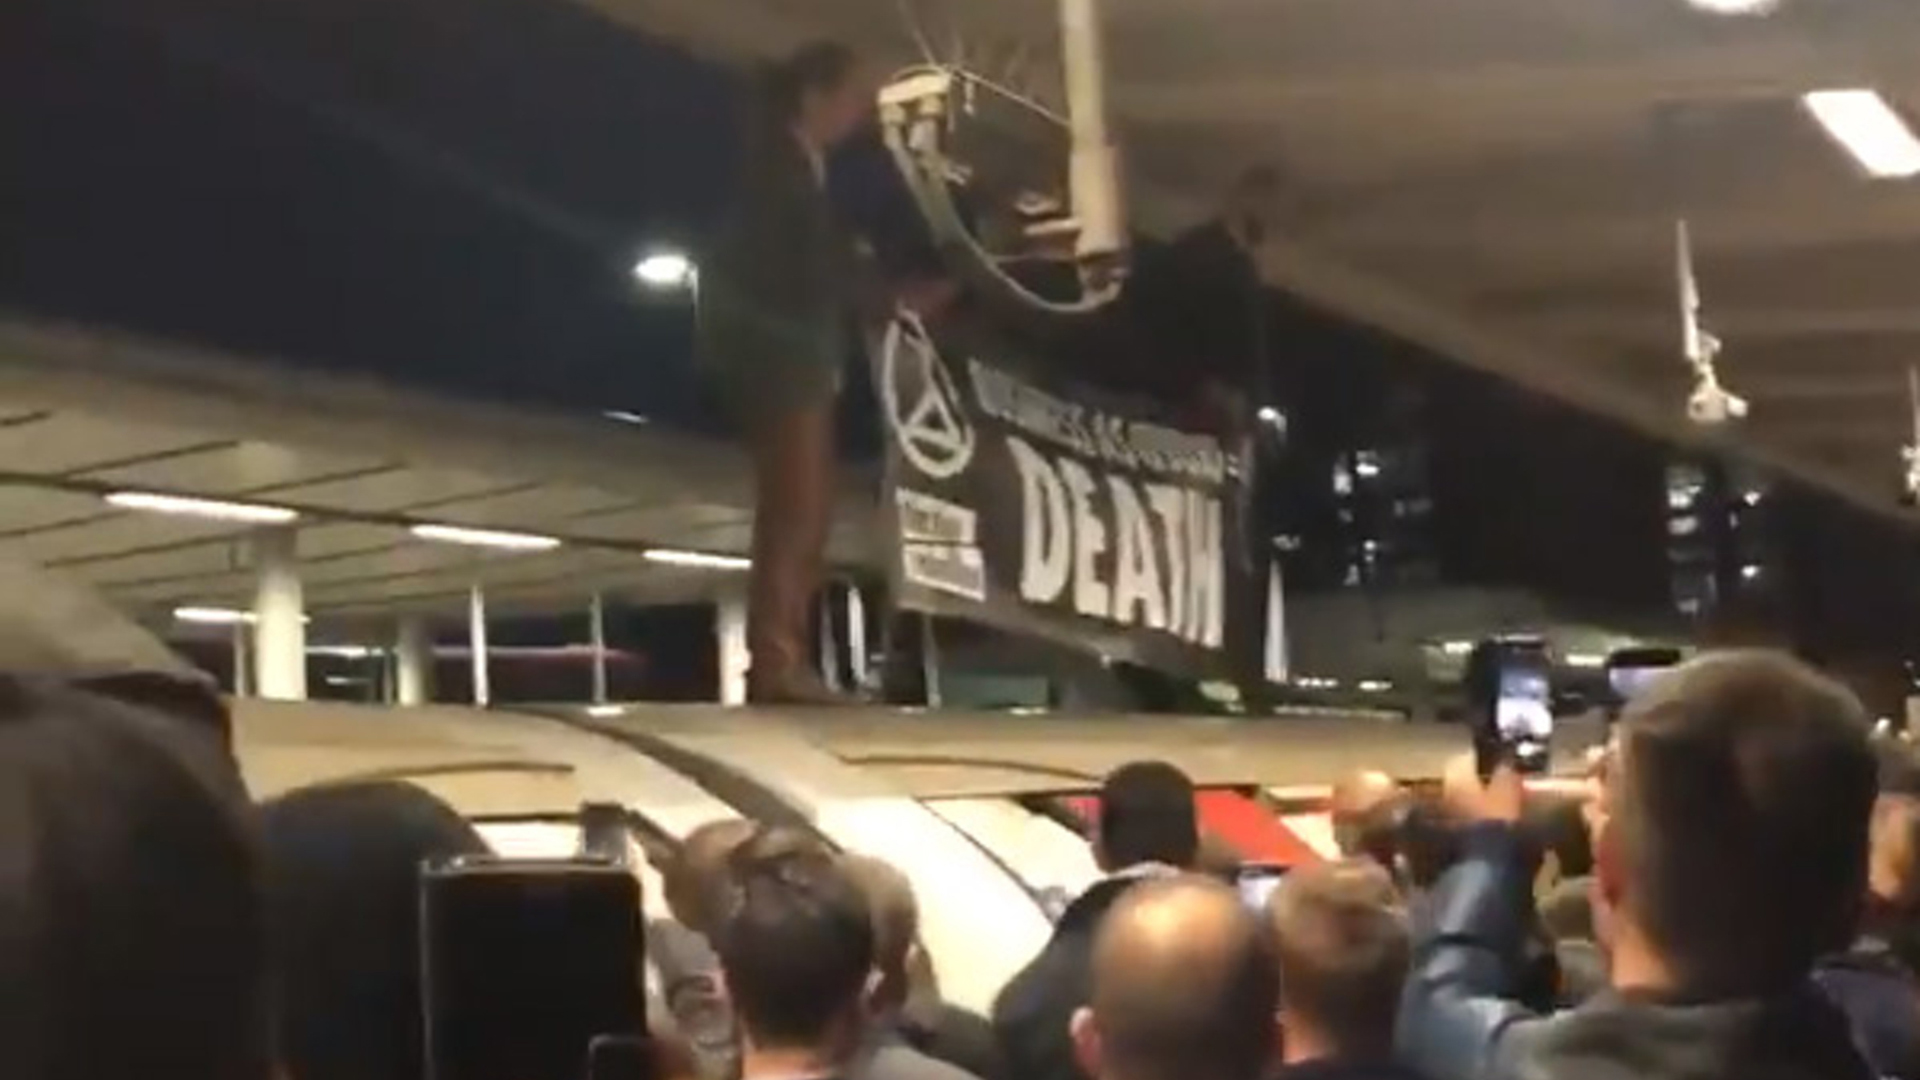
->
xmin=632 ymin=250 xmax=697 ymax=292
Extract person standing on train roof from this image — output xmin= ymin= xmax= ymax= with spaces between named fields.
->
xmin=698 ymin=40 xmax=954 ymax=706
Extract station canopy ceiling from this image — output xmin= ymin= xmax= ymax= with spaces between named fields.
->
xmin=586 ymin=0 xmax=1920 ymax=524
xmin=0 ymin=316 xmax=874 ymax=629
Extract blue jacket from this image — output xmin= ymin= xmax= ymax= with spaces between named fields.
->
xmin=1396 ymin=824 xmax=1875 ymax=1080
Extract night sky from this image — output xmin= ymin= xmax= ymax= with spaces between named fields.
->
xmin=0 ymin=0 xmax=926 ymax=442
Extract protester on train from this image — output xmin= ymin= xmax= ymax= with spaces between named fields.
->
xmin=655 ymin=818 xmax=761 ymax=1080
xmin=841 ymin=853 xmax=1000 ymax=1080
xmin=993 ymin=761 xmax=1200 ymax=1080
xmin=1398 ymin=651 xmax=1882 ymax=1080
xmin=710 ymin=832 xmax=878 ymax=1080
xmin=1069 ymin=874 xmax=1279 ymax=1080
xmin=1266 ymin=860 xmax=1427 ymax=1080
xmin=4 ymin=676 xmax=271 ymax=1080
xmin=260 ymin=780 xmax=491 ymax=1080
xmin=699 ymin=39 xmax=952 ymax=706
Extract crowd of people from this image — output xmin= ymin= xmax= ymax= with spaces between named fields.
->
xmin=10 ymin=649 xmax=1920 ymax=1080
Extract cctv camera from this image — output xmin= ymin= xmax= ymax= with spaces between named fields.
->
xmin=1686 ymin=381 xmax=1748 ymax=426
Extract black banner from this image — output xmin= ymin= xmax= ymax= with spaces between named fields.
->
xmin=871 ymin=310 xmax=1266 ymax=679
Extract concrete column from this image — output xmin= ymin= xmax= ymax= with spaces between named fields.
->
xmin=1264 ymin=560 xmax=1289 ymax=684
xmin=396 ymin=616 xmax=432 ymax=706
xmin=589 ymin=592 xmax=609 ymax=705
xmin=252 ymin=526 xmax=307 ymax=701
xmin=920 ymin=614 xmax=942 ymax=709
xmin=845 ymin=584 xmax=869 ymax=693
xmin=231 ymin=623 xmax=251 ymax=698
xmin=468 ymin=584 xmax=490 ymax=707
xmin=716 ymin=591 xmax=748 ymax=706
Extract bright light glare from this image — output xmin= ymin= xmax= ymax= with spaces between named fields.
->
xmin=1803 ymin=90 xmax=1920 ymax=179
xmin=1357 ymin=679 xmax=1392 ymax=693
xmin=1687 ymin=0 xmax=1779 ymax=14
xmin=1440 ymin=640 xmax=1475 ymax=657
xmin=603 ymin=410 xmax=650 ymax=425
xmin=585 ymin=704 xmax=627 ymax=718
xmin=1257 ymin=406 xmax=1283 ymax=425
xmin=108 ymin=491 xmax=298 ymax=524
xmin=410 ymin=524 xmax=563 ymax=551
xmin=1741 ymin=563 xmax=1764 ymax=581
xmin=1565 ymin=652 xmax=1606 ymax=669
xmin=644 ymin=548 xmax=752 ymax=571
xmin=175 ymin=606 xmax=255 ymax=625
xmin=633 ymin=251 xmax=696 ymax=288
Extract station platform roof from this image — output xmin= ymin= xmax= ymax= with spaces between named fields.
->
xmin=0 ymin=315 xmax=875 ymax=628
xmin=588 ymin=0 xmax=1920 ymax=526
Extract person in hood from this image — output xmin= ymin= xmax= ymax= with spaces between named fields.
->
xmin=1397 ymin=650 xmax=1880 ymax=1080
xmin=993 ymin=761 xmax=1200 ymax=1080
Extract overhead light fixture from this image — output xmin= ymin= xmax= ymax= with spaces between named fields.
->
xmin=1357 ymin=679 xmax=1392 ymax=693
xmin=632 ymin=250 xmax=696 ymax=289
xmin=410 ymin=524 xmax=563 ymax=551
xmin=603 ymin=410 xmax=650 ymax=425
xmin=644 ymin=548 xmax=752 ymax=571
xmin=1686 ymin=0 xmax=1779 ymax=14
xmin=1439 ymin=640 xmax=1475 ymax=657
xmin=108 ymin=491 xmax=298 ymax=525
xmin=1803 ymin=89 xmax=1920 ymax=179
xmin=174 ymin=606 xmax=312 ymax=626
xmin=174 ymin=606 xmax=255 ymax=625
xmin=1565 ymin=652 xmax=1607 ymax=669
xmin=584 ymin=704 xmax=627 ymax=718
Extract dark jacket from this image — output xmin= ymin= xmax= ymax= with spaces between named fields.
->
xmin=991 ymin=872 xmax=1159 ymax=1080
xmin=1397 ymin=824 xmax=1876 ymax=1080
xmin=850 ymin=1025 xmax=985 ymax=1080
xmin=1815 ymin=938 xmax=1920 ymax=1079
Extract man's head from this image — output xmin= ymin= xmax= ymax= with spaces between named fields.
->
xmin=1073 ymin=874 xmax=1279 ymax=1080
xmin=1329 ymin=770 xmax=1405 ymax=867
xmin=1598 ymin=650 xmax=1877 ymax=996
xmin=1267 ymin=860 xmax=1409 ymax=1064
xmin=664 ymin=818 xmax=758 ymax=933
xmin=5 ymin=677 xmax=270 ymax=1080
xmin=1095 ymin=761 xmax=1199 ymax=873
xmin=839 ymin=853 xmax=921 ymax=1013
xmin=709 ymin=832 xmax=875 ymax=1056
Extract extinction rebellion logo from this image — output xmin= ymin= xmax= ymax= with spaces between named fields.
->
xmin=881 ymin=312 xmax=975 ymax=480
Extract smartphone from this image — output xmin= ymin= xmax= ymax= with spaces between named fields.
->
xmin=422 ymin=857 xmax=648 ymax=1080
xmin=1237 ymin=864 xmax=1287 ymax=910
xmin=1605 ymin=647 xmax=1682 ymax=714
xmin=1468 ymin=638 xmax=1553 ymax=776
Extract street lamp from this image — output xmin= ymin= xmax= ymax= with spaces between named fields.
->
xmin=632 ymin=250 xmax=696 ymax=291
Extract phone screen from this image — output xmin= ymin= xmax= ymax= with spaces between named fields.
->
xmin=422 ymin=860 xmax=646 ymax=1080
xmin=1495 ymin=665 xmax=1552 ymax=746
xmin=1477 ymin=642 xmax=1552 ymax=774
xmin=1237 ymin=865 xmax=1287 ymax=910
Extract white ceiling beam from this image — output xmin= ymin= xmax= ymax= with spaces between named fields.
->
xmin=1515 ymin=306 xmax=1920 ymax=343
xmin=1113 ymin=32 xmax=1913 ymax=125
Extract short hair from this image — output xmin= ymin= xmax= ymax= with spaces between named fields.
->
xmin=1268 ymin=860 xmax=1408 ymax=1055
xmin=1090 ymin=875 xmax=1279 ymax=1080
xmin=665 ymin=818 xmax=758 ymax=932
xmin=261 ymin=781 xmax=488 ymax=1080
xmin=3 ymin=677 xmax=269 ymax=1080
xmin=709 ymin=834 xmax=874 ymax=1049
xmin=1613 ymin=650 xmax=1877 ymax=994
xmin=839 ymin=853 xmax=918 ymax=975
xmin=1099 ymin=761 xmax=1199 ymax=870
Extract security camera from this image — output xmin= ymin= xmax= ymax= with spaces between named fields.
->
xmin=1686 ymin=377 xmax=1748 ymax=426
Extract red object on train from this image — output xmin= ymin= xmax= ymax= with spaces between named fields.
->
xmin=1059 ymin=789 xmax=1322 ymax=868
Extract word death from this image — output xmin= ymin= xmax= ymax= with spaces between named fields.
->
xmin=1007 ymin=436 xmax=1224 ymax=648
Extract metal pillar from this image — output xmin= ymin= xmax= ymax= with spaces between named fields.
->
xmin=252 ymin=526 xmax=307 ymax=701
xmin=920 ymin=614 xmax=943 ymax=709
xmin=468 ymin=584 xmax=491 ymax=707
xmin=716 ymin=591 xmax=749 ymax=706
xmin=818 ymin=584 xmax=842 ymax=692
xmin=396 ymin=616 xmax=432 ymax=706
xmin=589 ymin=592 xmax=609 ymax=705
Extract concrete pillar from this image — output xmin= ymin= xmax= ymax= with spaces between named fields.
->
xmin=920 ymin=614 xmax=943 ymax=709
xmin=1264 ymin=560 xmax=1289 ymax=684
xmin=589 ymin=592 xmax=609 ymax=705
xmin=252 ymin=526 xmax=307 ymax=701
xmin=396 ymin=616 xmax=432 ymax=706
xmin=717 ymin=591 xmax=748 ymax=706
xmin=468 ymin=584 xmax=490 ymax=707
xmin=845 ymin=584 xmax=868 ymax=693
xmin=231 ymin=623 xmax=251 ymax=698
